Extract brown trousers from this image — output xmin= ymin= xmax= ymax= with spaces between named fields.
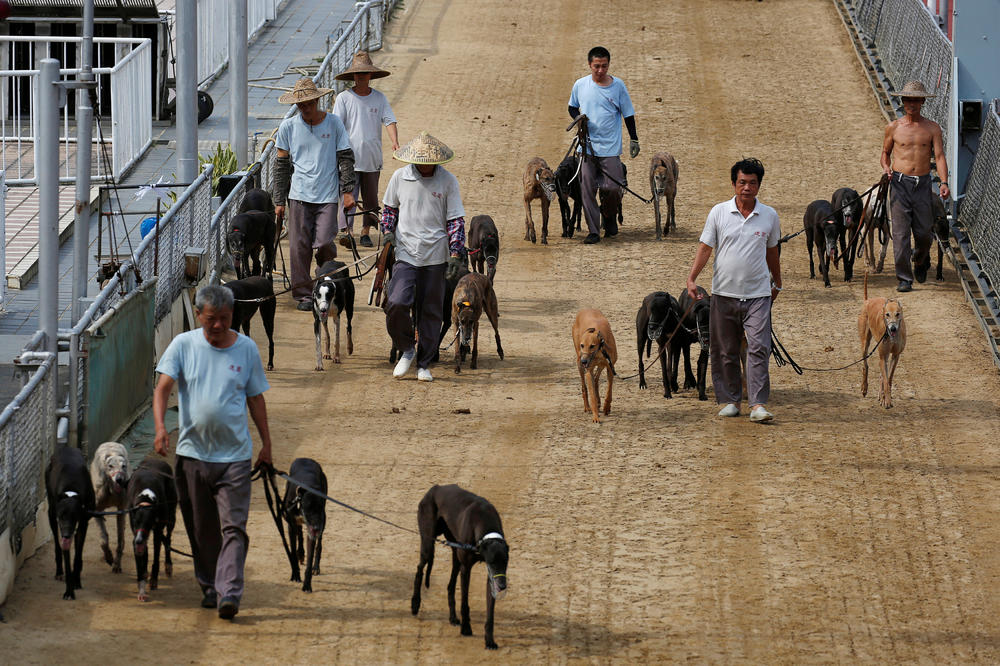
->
xmin=288 ymin=199 xmax=339 ymax=301
xmin=710 ymin=295 xmax=773 ymax=406
xmin=175 ymin=456 xmax=252 ymax=603
xmin=890 ymin=171 xmax=933 ymax=283
xmin=580 ymin=156 xmax=624 ymax=236
xmin=338 ymin=171 xmax=381 ymax=233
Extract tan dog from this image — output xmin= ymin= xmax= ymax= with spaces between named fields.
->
xmin=523 ymin=157 xmax=557 ymax=245
xmin=572 ymin=309 xmax=618 ymax=423
xmin=452 ymin=272 xmax=503 ymax=373
xmin=858 ymin=274 xmax=906 ymax=408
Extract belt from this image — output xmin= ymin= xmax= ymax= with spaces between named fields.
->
xmin=893 ymin=171 xmax=928 ymax=185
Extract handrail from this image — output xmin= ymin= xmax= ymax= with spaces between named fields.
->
xmin=0 ymin=353 xmax=54 ymax=430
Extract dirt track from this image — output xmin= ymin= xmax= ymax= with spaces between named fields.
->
xmin=4 ymin=0 xmax=1000 ymax=662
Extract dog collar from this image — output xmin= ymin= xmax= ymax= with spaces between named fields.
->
xmin=63 ymin=491 xmax=78 ymax=498
xmin=479 ymin=532 xmax=504 ymax=543
xmin=139 ymin=489 xmax=157 ymax=503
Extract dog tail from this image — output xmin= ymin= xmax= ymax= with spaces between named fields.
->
xmin=863 ymin=270 xmax=869 ymax=300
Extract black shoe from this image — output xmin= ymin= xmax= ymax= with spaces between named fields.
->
xmin=296 ymin=299 xmax=313 ymax=312
xmin=201 ymin=588 xmax=218 ymax=609
xmin=914 ymin=257 xmax=930 ymax=284
xmin=218 ymin=596 xmax=239 ymax=619
xmin=359 ymin=234 xmax=373 ymax=248
xmin=896 ymin=280 xmax=913 ymax=293
xmin=583 ymin=233 xmax=601 ymax=245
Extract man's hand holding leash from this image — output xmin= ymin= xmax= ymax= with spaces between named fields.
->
xmin=342 ymin=192 xmax=356 ymax=211
xmin=629 ymin=139 xmax=640 ymax=159
xmin=446 ymin=254 xmax=464 ymax=281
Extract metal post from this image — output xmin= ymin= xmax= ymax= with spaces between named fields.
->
xmin=176 ymin=0 xmax=199 ymax=182
xmin=72 ymin=0 xmax=95 ymax=327
xmin=38 ymin=58 xmax=61 ymax=446
xmin=229 ymin=0 xmax=248 ymax=167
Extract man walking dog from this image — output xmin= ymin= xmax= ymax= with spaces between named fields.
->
xmin=274 ymin=78 xmax=356 ymax=311
xmin=687 ymin=158 xmax=782 ymax=423
xmin=880 ymin=79 xmax=950 ymax=293
xmin=380 ymin=131 xmax=466 ymax=382
xmin=334 ymin=51 xmax=399 ymax=248
xmin=568 ymin=46 xmax=640 ymax=244
xmin=153 ymin=285 xmax=273 ymax=619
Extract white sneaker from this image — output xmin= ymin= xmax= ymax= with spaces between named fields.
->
xmin=393 ymin=350 xmax=415 ymax=378
xmin=417 ymin=367 xmax=433 ymax=382
xmin=717 ymin=403 xmax=740 ymax=417
xmin=749 ymin=405 xmax=774 ymax=422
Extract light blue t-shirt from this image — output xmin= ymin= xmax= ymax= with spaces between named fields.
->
xmin=275 ymin=112 xmax=352 ymax=204
xmin=156 ymin=330 xmax=270 ymax=463
xmin=568 ymin=75 xmax=636 ymax=157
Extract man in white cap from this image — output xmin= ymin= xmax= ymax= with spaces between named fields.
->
xmin=380 ymin=131 xmax=466 ymax=382
xmin=333 ymin=51 xmax=399 ymax=248
xmin=881 ymin=79 xmax=950 ymax=292
xmin=274 ymin=78 xmax=356 ymax=310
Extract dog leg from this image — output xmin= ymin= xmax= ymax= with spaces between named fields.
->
xmin=523 ymin=199 xmax=536 ymax=243
xmin=303 ymin=533 xmax=315 ymax=593
xmin=604 ymin=367 xmax=614 ymax=416
xmin=660 ymin=343 xmax=671 ymax=399
xmin=113 ymin=513 xmax=125 ymax=573
xmin=459 ymin=564 xmax=473 ymax=636
xmin=150 ymin=528 xmax=162 ymax=591
xmin=653 ymin=193 xmax=662 ymax=241
xmin=578 ymin=361 xmax=590 ymax=414
xmin=49 ymin=506 xmax=63 ymax=581
xmin=876 ymin=229 xmax=889 ymax=274
xmin=72 ymin=520 xmax=87 ymax=592
xmin=164 ymin=525 xmax=173 ymax=578
xmin=540 ymin=197 xmax=550 ymax=245
xmin=885 ymin=352 xmax=900 ymax=409
xmin=412 ymin=537 xmax=434 ymax=615
xmin=859 ymin=321 xmax=871 ymax=397
xmin=95 ymin=514 xmax=113 ymax=567
xmin=470 ymin=320 xmax=479 ymax=370
xmin=485 ymin=575 xmax=498 ymax=650
xmin=323 ymin=318 xmax=332 ymax=361
xmin=448 ymin=550 xmax=461 ymax=625
xmin=314 ymin=317 xmax=325 ymax=372
xmin=333 ymin=313 xmax=342 ymax=364
xmin=637 ymin=331 xmax=648 ymax=390
xmin=807 ymin=232 xmax=816 ymax=279
xmin=587 ymin=369 xmax=601 ymax=423
xmin=486 ymin=296 xmax=503 ymax=360
xmin=669 ymin=192 xmax=677 ymax=232
xmin=62 ymin=546 xmax=73 ymax=599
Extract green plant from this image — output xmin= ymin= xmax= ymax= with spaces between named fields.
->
xmin=199 ymin=142 xmax=239 ymax=194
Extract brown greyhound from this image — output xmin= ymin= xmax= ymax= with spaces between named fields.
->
xmin=649 ymin=152 xmax=678 ymax=240
xmin=859 ymin=274 xmax=906 ymax=408
xmin=572 ymin=308 xmax=618 ymax=423
xmin=452 ymin=272 xmax=503 ymax=373
xmin=522 ymin=157 xmax=557 ymax=244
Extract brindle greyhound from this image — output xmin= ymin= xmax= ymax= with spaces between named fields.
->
xmin=451 ymin=272 xmax=503 ymax=373
xmin=649 ymin=152 xmax=679 ymax=240
xmin=411 ymin=484 xmax=510 ymax=650
xmin=468 ymin=214 xmax=500 ymax=284
xmin=522 ymin=157 xmax=557 ymax=244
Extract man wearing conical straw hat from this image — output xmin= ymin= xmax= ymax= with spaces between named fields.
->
xmin=881 ymin=79 xmax=950 ymax=293
xmin=333 ymin=51 xmax=399 ymax=249
xmin=274 ymin=78 xmax=356 ymax=310
xmin=380 ymin=132 xmax=466 ymax=382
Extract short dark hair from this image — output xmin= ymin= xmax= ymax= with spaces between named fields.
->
xmin=588 ymin=46 xmax=611 ymax=63
xmin=731 ymin=158 xmax=765 ymax=185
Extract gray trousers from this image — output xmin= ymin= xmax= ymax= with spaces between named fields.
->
xmin=890 ymin=172 xmax=933 ymax=282
xmin=580 ymin=155 xmax=624 ymax=236
xmin=385 ymin=261 xmax=446 ymax=369
xmin=288 ymin=199 xmax=339 ymax=301
xmin=337 ymin=171 xmax=381 ymax=233
xmin=710 ymin=295 xmax=772 ymax=406
xmin=175 ymin=456 xmax=252 ymax=602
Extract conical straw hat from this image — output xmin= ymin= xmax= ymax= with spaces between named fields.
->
xmin=393 ymin=131 xmax=455 ymax=165
xmin=891 ymin=80 xmax=935 ymax=98
xmin=278 ymin=78 xmax=334 ymax=104
xmin=335 ymin=51 xmax=391 ymax=81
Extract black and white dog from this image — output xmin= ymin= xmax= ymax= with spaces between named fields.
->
xmin=313 ymin=260 xmax=354 ymax=370
xmin=412 ymin=484 xmax=509 ymax=650
xmin=223 ymin=276 xmax=276 ymax=370
xmin=90 ymin=441 xmax=131 ymax=573
xmin=635 ymin=291 xmax=682 ymax=398
xmin=45 ymin=447 xmax=95 ymax=600
xmin=282 ymin=458 xmax=327 ymax=593
xmin=126 ymin=458 xmax=177 ymax=602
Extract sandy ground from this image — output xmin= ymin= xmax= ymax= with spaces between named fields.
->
xmin=3 ymin=0 xmax=1000 ymax=663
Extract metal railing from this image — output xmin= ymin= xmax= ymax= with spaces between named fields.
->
xmin=196 ymin=0 xmax=278 ymax=87
xmin=0 ymin=173 xmax=5 ymax=313
xmin=0 ymin=36 xmax=153 ymax=185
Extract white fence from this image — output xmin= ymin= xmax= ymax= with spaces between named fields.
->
xmin=196 ymin=0 xmax=278 ymax=87
xmin=0 ymin=36 xmax=153 ymax=185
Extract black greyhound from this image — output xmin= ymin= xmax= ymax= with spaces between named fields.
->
xmin=312 ymin=260 xmax=355 ymax=370
xmin=126 ymin=458 xmax=177 ymax=602
xmin=223 ymin=276 xmax=276 ymax=370
xmin=804 ymin=199 xmax=843 ymax=288
xmin=281 ymin=458 xmax=327 ymax=593
xmin=932 ymin=194 xmax=949 ymax=281
xmin=635 ymin=291 xmax=683 ymax=398
xmin=831 ymin=187 xmax=861 ymax=281
xmin=412 ymin=484 xmax=509 ymax=650
xmin=468 ymin=215 xmax=500 ymax=285
xmin=554 ymin=154 xmax=583 ymax=238
xmin=228 ymin=210 xmax=276 ymax=279
xmin=45 ymin=447 xmax=95 ymax=600
xmin=673 ymin=286 xmax=711 ymax=401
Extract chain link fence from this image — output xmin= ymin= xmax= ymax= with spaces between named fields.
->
xmin=958 ymin=104 xmax=1000 ymax=281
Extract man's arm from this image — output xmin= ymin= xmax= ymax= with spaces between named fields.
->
xmin=880 ymin=123 xmax=895 ymax=176
xmin=380 ymin=205 xmax=398 ymax=236
xmin=446 ymin=216 xmax=466 ymax=257
xmin=624 ymin=116 xmax=639 ymax=158
xmin=568 ymin=105 xmax=580 ymax=119
xmin=336 ymin=148 xmax=357 ymax=210
xmin=932 ymin=123 xmax=950 ymax=199
xmin=386 ymin=122 xmax=399 ymax=151
xmin=766 ymin=245 xmax=782 ymax=301
xmin=687 ymin=242 xmax=713 ymax=300
xmin=247 ymin=394 xmax=273 ymax=467
xmin=153 ymin=373 xmax=175 ymax=457
xmin=274 ymin=147 xmax=291 ymax=221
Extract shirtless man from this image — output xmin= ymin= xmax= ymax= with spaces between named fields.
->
xmin=880 ymin=80 xmax=949 ymax=292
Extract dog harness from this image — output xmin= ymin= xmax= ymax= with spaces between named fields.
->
xmin=138 ymin=489 xmax=157 ymax=504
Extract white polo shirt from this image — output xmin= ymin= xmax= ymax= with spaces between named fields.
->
xmin=333 ymin=88 xmax=396 ymax=172
xmin=699 ymin=197 xmax=781 ymax=299
xmin=383 ymin=164 xmax=465 ymax=267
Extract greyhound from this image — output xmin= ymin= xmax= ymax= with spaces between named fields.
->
xmin=222 ymin=276 xmax=276 ymax=370
xmin=282 ymin=458 xmax=327 ymax=593
xmin=832 ymin=187 xmax=861 ymax=281
xmin=635 ymin=292 xmax=682 ymax=398
xmin=228 ymin=210 xmax=277 ymax=279
xmin=804 ymin=199 xmax=843 ymax=288
xmin=45 ymin=447 xmax=95 ymax=600
xmin=859 ymin=273 xmax=906 ymax=408
xmin=573 ymin=308 xmax=618 ymax=423
xmin=126 ymin=458 xmax=177 ymax=602
xmin=412 ymin=484 xmax=510 ymax=650
xmin=434 ymin=251 xmax=470 ymax=363
xmin=674 ymin=286 xmax=711 ymax=401
xmin=649 ymin=152 xmax=679 ymax=240
xmin=931 ymin=194 xmax=949 ymax=281
xmin=90 ymin=441 xmax=131 ymax=573
xmin=452 ymin=272 xmax=503 ymax=373
xmin=312 ymin=260 xmax=355 ymax=370
xmin=522 ymin=157 xmax=558 ymax=244
xmin=468 ymin=215 xmax=500 ymax=284
xmin=554 ymin=154 xmax=583 ymax=237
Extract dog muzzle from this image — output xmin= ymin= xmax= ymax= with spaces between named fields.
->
xmin=542 ymin=183 xmax=556 ymax=201
xmin=487 ymin=566 xmax=508 ymax=600
xmin=647 ymin=322 xmax=664 ymax=342
xmin=887 ymin=324 xmax=898 ymax=338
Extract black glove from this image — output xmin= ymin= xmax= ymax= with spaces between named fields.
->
xmin=383 ymin=231 xmax=395 ymax=248
xmin=446 ymin=255 xmax=463 ymax=281
xmin=629 ymin=139 xmax=640 ymax=159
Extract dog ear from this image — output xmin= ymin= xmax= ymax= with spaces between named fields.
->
xmin=535 ymin=171 xmax=540 ymax=182
xmin=586 ymin=327 xmax=596 ymax=334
